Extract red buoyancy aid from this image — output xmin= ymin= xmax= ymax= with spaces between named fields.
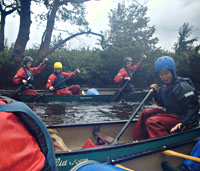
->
xmin=0 ymin=99 xmax=45 ymax=170
xmin=0 ymin=97 xmax=56 ymax=171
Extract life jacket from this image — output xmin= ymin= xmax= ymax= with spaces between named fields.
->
xmin=124 ymin=67 xmax=133 ymax=79
xmin=119 ymin=67 xmax=134 ymax=93
xmin=22 ymin=67 xmax=34 ymax=90
xmin=159 ymin=77 xmax=198 ymax=119
xmin=53 ymin=72 xmax=66 ymax=90
xmin=0 ymin=96 xmax=57 ymax=171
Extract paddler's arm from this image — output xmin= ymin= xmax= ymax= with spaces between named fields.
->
xmin=32 ymin=58 xmax=48 ymax=75
xmin=114 ymin=68 xmax=126 ymax=83
xmin=170 ymin=81 xmax=199 ymax=132
xmin=130 ymin=54 xmax=147 ymax=72
xmin=46 ymin=74 xmax=56 ymax=91
xmin=62 ymin=69 xmax=80 ymax=78
xmin=150 ymin=84 xmax=164 ymax=107
xmin=13 ymin=68 xmax=26 ymax=85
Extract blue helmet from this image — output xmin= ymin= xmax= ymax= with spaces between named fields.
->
xmin=86 ymin=88 xmax=99 ymax=95
xmin=155 ymin=56 xmax=176 ymax=76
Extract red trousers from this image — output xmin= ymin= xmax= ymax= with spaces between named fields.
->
xmin=133 ymin=108 xmax=181 ymax=141
xmin=55 ymin=85 xmax=81 ymax=95
xmin=22 ymin=89 xmax=38 ymax=95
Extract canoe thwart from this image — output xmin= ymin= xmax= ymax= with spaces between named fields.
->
xmin=115 ymin=164 xmax=135 ymax=171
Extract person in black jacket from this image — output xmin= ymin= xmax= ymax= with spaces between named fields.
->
xmin=133 ymin=56 xmax=199 ymax=141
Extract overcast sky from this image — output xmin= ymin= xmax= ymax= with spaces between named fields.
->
xmin=5 ymin=0 xmax=200 ymax=51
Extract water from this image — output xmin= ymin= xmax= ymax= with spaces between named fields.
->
xmin=28 ymin=102 xmax=155 ymax=126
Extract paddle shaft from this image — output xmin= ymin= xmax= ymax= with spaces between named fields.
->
xmin=112 ymin=58 xmax=144 ymax=102
xmin=30 ymin=71 xmax=78 ymax=102
xmin=110 ymin=89 xmax=153 ymax=145
xmin=53 ymin=71 xmax=78 ymax=91
xmin=13 ymin=61 xmax=45 ymax=96
xmin=162 ymin=150 xmax=200 ymax=163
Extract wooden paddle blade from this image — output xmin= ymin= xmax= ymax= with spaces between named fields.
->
xmin=162 ymin=150 xmax=200 ymax=163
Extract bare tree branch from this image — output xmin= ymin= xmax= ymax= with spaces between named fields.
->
xmin=45 ymin=30 xmax=103 ymax=57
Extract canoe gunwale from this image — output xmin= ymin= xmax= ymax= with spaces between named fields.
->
xmin=103 ymin=138 xmax=199 ymax=165
xmin=54 ymin=122 xmax=200 ymax=156
xmin=47 ymin=120 xmax=137 ymax=128
xmin=0 ymin=90 xmax=151 ymax=103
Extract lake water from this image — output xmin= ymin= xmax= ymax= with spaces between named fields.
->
xmin=27 ymin=102 xmax=155 ymax=126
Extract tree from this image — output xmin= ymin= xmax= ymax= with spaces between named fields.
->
xmin=174 ymin=22 xmax=198 ymax=56
xmin=174 ymin=22 xmax=200 ymax=88
xmin=101 ymin=2 xmax=159 ymax=87
xmin=37 ymin=0 xmax=102 ymax=59
xmin=13 ymin=0 xmax=32 ymax=60
xmin=0 ymin=0 xmax=17 ymax=51
xmin=12 ymin=0 xmax=102 ymax=60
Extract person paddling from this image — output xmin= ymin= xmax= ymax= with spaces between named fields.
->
xmin=0 ymin=96 xmax=56 ymax=170
xmin=114 ymin=55 xmax=147 ymax=93
xmin=13 ymin=56 xmax=48 ymax=95
xmin=133 ymin=56 xmax=199 ymax=141
xmin=46 ymin=62 xmax=81 ymax=95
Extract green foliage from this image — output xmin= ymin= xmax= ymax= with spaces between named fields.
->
xmin=100 ymin=2 xmax=160 ymax=87
xmin=28 ymin=48 xmax=106 ymax=88
xmin=174 ymin=22 xmax=198 ymax=56
xmin=0 ymin=2 xmax=199 ymax=90
xmin=173 ymin=22 xmax=200 ymax=88
xmin=0 ymin=47 xmax=20 ymax=88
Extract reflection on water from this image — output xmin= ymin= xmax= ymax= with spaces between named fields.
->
xmin=28 ymin=102 xmax=155 ymax=126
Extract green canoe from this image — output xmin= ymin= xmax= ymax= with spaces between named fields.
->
xmin=0 ymin=88 xmax=151 ymax=103
xmin=48 ymin=120 xmax=200 ymax=171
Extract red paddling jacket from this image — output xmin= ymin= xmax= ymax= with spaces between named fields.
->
xmin=13 ymin=63 xmax=46 ymax=90
xmin=114 ymin=62 xmax=143 ymax=92
xmin=46 ymin=71 xmax=78 ymax=90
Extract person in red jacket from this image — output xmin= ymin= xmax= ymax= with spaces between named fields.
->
xmin=114 ymin=55 xmax=147 ymax=93
xmin=13 ymin=56 xmax=48 ymax=95
xmin=46 ymin=62 xmax=81 ymax=95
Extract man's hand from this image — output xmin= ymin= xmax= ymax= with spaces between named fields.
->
xmin=49 ymin=86 xmax=55 ymax=91
xmin=124 ymin=77 xmax=131 ymax=80
xmin=150 ymin=84 xmax=159 ymax=91
xmin=43 ymin=58 xmax=48 ymax=64
xmin=22 ymin=79 xmax=27 ymax=85
xmin=170 ymin=123 xmax=182 ymax=133
xmin=142 ymin=54 xmax=148 ymax=60
xmin=76 ymin=69 xmax=80 ymax=73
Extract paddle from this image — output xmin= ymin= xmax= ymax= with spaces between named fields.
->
xmin=13 ymin=60 xmax=46 ymax=98
xmin=162 ymin=150 xmax=200 ymax=163
xmin=111 ymin=58 xmax=145 ymax=102
xmin=110 ymin=88 xmax=153 ymax=145
xmin=29 ymin=71 xmax=78 ymax=102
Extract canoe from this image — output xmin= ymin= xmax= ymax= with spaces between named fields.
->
xmin=48 ymin=120 xmax=200 ymax=171
xmin=0 ymin=88 xmax=151 ymax=103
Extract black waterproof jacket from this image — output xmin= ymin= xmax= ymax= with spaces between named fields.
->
xmin=153 ymin=77 xmax=199 ymax=126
